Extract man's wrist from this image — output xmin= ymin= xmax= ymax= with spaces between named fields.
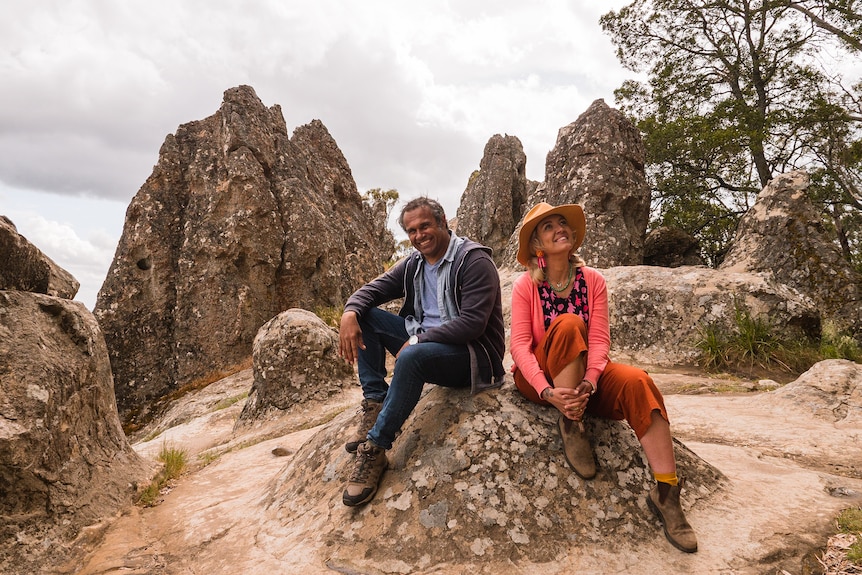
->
xmin=541 ymin=387 xmax=552 ymax=400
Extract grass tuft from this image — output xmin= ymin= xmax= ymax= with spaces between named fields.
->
xmin=837 ymin=507 xmax=862 ymax=565
xmin=138 ymin=443 xmax=188 ymax=507
xmin=696 ymin=305 xmax=860 ymax=378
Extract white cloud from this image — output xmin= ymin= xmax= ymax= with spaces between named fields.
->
xmin=1 ymin=0 xmax=633 ymax=307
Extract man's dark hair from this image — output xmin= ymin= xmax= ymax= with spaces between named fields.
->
xmin=398 ymin=197 xmax=447 ymax=231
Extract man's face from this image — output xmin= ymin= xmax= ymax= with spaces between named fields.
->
xmin=403 ymin=206 xmax=450 ymax=264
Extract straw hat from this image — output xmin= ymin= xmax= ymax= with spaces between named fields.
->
xmin=516 ymin=202 xmax=586 ymax=267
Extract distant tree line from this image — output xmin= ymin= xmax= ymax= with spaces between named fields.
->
xmin=601 ymin=0 xmax=862 ymax=271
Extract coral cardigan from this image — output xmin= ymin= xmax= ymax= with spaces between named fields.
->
xmin=509 ymin=266 xmax=611 ymax=396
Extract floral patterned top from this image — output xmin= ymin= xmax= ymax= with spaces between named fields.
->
xmin=539 ymin=267 xmax=589 ymax=329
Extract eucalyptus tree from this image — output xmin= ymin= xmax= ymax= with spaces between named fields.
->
xmin=601 ymin=0 xmax=862 ymax=267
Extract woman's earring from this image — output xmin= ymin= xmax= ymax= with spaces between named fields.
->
xmin=536 ymin=250 xmax=546 ymax=270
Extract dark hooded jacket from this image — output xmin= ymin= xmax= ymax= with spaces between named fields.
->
xmin=344 ymin=237 xmax=505 ymax=394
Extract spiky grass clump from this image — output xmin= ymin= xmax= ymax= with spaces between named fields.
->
xmin=138 ymin=443 xmax=188 ymax=507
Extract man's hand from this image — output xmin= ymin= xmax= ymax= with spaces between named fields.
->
xmin=338 ymin=311 xmax=364 ymax=365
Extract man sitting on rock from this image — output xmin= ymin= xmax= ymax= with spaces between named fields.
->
xmin=338 ymin=196 xmax=506 ymax=506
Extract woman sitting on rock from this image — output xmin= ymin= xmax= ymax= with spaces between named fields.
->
xmin=509 ymin=201 xmax=697 ymax=553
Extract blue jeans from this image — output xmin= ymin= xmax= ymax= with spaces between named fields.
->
xmin=357 ymin=307 xmax=471 ymax=449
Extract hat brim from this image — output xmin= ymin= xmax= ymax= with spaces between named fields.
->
xmin=516 ymin=203 xmax=586 ymax=267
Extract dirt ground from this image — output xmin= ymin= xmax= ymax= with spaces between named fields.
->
xmin=69 ymin=365 xmax=862 ymax=575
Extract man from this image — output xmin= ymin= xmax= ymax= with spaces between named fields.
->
xmin=338 ymin=196 xmax=505 ymax=507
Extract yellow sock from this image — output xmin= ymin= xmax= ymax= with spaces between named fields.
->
xmin=654 ymin=472 xmax=678 ymax=486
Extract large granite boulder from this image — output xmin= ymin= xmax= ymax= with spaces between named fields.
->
xmin=503 ymin=99 xmax=650 ymax=268
xmin=0 ymin=216 xmax=79 ymax=299
xmin=496 ymin=265 xmax=820 ymax=367
xmin=0 ymin=291 xmax=151 ymax=575
xmin=602 ymin=265 xmax=820 ymax=365
xmin=237 ymin=308 xmax=353 ymax=424
xmin=94 ymin=85 xmax=388 ymax=427
xmin=720 ymin=170 xmax=862 ymax=338
xmin=263 ymin=384 xmax=724 ymax=572
xmin=456 ymin=134 xmax=532 ymax=265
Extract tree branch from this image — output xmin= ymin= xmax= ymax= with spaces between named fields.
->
xmin=785 ymin=2 xmax=862 ymax=51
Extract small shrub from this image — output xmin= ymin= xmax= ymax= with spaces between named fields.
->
xmin=160 ymin=445 xmax=187 ymax=481
xmin=138 ymin=443 xmax=188 ymax=507
xmin=695 ymin=305 xmax=861 ymax=376
xmin=695 ymin=304 xmax=790 ymax=373
xmin=838 ymin=507 xmax=862 ymax=565
xmin=820 ymin=321 xmax=862 ymax=362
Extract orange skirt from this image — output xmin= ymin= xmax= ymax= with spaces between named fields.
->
xmin=514 ymin=314 xmax=668 ymax=439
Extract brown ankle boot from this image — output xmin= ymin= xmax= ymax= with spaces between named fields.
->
xmin=648 ymin=479 xmax=698 ymax=553
xmin=558 ymin=415 xmax=596 ymax=479
xmin=345 ymin=399 xmax=383 ymax=453
xmin=342 ymin=441 xmax=388 ymax=507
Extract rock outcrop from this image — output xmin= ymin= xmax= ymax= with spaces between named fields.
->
xmin=643 ymin=226 xmax=706 ymax=268
xmin=94 ymin=85 xmax=389 ymax=427
xmin=602 ymin=265 xmax=820 ymax=365
xmin=0 ymin=216 xmax=79 ymax=298
xmin=502 ymin=99 xmax=649 ymax=268
xmin=495 ymin=265 xmax=819 ymax=368
xmin=761 ymin=359 xmax=862 ymax=426
xmin=265 ymin=384 xmax=725 ymax=571
xmin=238 ymin=309 xmax=353 ymax=424
xmin=0 ymin=291 xmax=151 ymax=575
xmin=720 ymin=170 xmax=862 ymax=338
xmin=456 ymin=135 xmax=532 ymax=265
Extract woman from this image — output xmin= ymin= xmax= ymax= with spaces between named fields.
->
xmin=509 ymin=202 xmax=697 ymax=553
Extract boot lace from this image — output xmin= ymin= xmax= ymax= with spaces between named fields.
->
xmin=349 ymin=446 xmax=378 ymax=483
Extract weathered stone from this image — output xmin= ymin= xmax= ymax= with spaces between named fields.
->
xmin=643 ymin=226 xmax=705 ymax=268
xmin=601 ymin=266 xmax=819 ymax=365
xmin=0 ymin=291 xmax=151 ymax=575
xmin=238 ymin=309 xmax=353 ymax=423
xmin=503 ymin=99 xmax=649 ymax=268
xmin=264 ymin=384 xmax=725 ymax=569
xmin=456 ymin=135 xmax=531 ymax=265
xmin=720 ymin=170 xmax=862 ymax=337
xmin=760 ymin=359 xmax=862 ymax=425
xmin=0 ymin=215 xmax=79 ymax=299
xmin=94 ymin=85 xmax=388 ymax=427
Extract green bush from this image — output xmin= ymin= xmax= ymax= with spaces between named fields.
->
xmin=695 ymin=306 xmax=860 ymax=375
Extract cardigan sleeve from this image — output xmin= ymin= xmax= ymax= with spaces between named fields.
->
xmin=582 ymin=267 xmax=610 ymax=386
xmin=509 ymin=273 xmax=551 ymax=395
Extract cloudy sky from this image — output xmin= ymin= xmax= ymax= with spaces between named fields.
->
xmin=2 ymin=0 xmax=634 ymax=310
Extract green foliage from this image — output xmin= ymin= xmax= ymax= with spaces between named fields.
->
xmin=602 ymin=0 xmax=862 ymax=268
xmin=138 ymin=443 xmax=188 ymax=507
xmin=838 ymin=507 xmax=862 ymax=564
xmin=695 ymin=304 xmax=861 ymax=375
xmin=314 ymin=305 xmax=344 ymax=328
xmin=696 ymin=305 xmax=790 ymax=372
xmin=363 ymin=187 xmax=399 ymax=224
xmin=820 ymin=321 xmax=862 ymax=362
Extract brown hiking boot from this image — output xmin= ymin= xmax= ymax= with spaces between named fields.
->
xmin=558 ymin=415 xmax=596 ymax=479
xmin=342 ymin=441 xmax=388 ymax=507
xmin=648 ymin=479 xmax=698 ymax=553
xmin=345 ymin=399 xmax=383 ymax=453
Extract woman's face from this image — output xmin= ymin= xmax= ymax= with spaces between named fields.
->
xmin=535 ymin=214 xmax=574 ymax=257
